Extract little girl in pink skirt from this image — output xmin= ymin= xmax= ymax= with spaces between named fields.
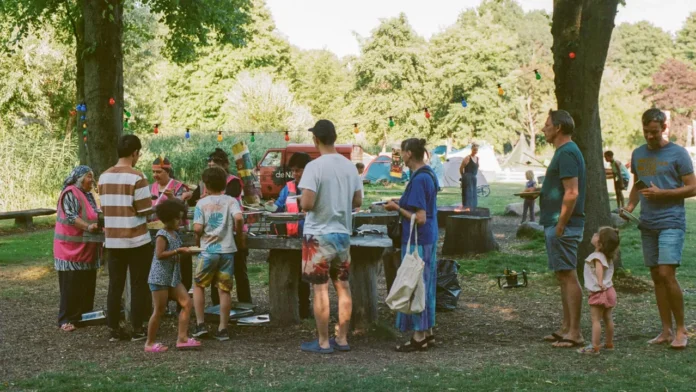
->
xmin=578 ymin=227 xmax=620 ymax=355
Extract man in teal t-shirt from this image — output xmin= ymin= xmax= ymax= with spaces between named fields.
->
xmin=539 ymin=109 xmax=586 ymax=349
xmin=623 ymin=108 xmax=696 ymax=349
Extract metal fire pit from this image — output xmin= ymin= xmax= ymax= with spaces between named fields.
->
xmin=437 ymin=206 xmax=490 ymax=228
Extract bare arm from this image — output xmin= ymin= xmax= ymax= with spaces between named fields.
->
xmin=300 ymin=189 xmax=316 ymax=211
xmin=155 ymin=236 xmax=186 ymax=259
xmin=352 ymin=190 xmax=363 ymax=210
xmin=459 ymin=156 xmax=470 ymax=176
xmin=556 ymin=177 xmax=579 ymax=234
xmin=625 ymin=173 xmax=640 ymax=213
xmin=594 ymin=260 xmax=606 ymax=290
xmin=234 ymin=212 xmax=246 ymax=250
xmin=641 ymin=173 xmax=696 ymax=201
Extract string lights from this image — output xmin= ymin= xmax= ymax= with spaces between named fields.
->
xmin=534 ymin=69 xmax=541 ymax=80
xmin=497 ymin=84 xmax=505 ymax=96
xmin=461 ymin=98 xmax=468 ymax=108
xmin=109 ymin=97 xmax=115 ymax=106
xmin=423 ymin=107 xmax=431 ymax=119
xmin=353 ymin=123 xmax=360 ymax=134
xmin=217 ymin=131 xmax=223 ymax=142
xmin=388 ymin=116 xmax=395 ymax=128
xmin=185 ymin=128 xmax=190 ymax=140
xmin=154 ymin=123 xmax=159 ymax=135
xmin=284 ymin=131 xmax=290 ymax=142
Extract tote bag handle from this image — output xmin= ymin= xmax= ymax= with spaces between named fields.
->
xmin=405 ymin=214 xmax=419 ymax=259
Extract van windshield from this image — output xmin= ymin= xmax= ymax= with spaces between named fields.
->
xmin=260 ymin=151 xmax=282 ymax=167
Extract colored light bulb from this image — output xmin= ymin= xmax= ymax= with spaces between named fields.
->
xmin=83 ymin=123 xmax=87 ymax=129
xmin=388 ymin=117 xmax=395 ymax=128
xmin=424 ymin=108 xmax=431 ymax=119
xmin=82 ymin=130 xmax=87 ymax=136
xmin=284 ymin=131 xmax=290 ymax=142
xmin=70 ymin=110 xmax=76 ymax=117
xmin=83 ymin=136 xmax=87 ymax=142
xmin=251 ymin=132 xmax=255 ymax=143
xmin=353 ymin=123 xmax=359 ymax=134
xmin=498 ymin=84 xmax=504 ymax=96
xmin=109 ymin=98 xmax=115 ymax=106
xmin=217 ymin=131 xmax=223 ymax=142
xmin=80 ymin=115 xmax=86 ymax=120
xmin=569 ymin=52 xmax=576 ymax=59
xmin=461 ymin=99 xmax=468 ymax=108
xmin=124 ymin=119 xmax=129 ymax=129
xmin=185 ymin=129 xmax=190 ymax=139
xmin=534 ymin=70 xmax=541 ymax=80
xmin=124 ymin=110 xmax=131 ymax=118
xmin=154 ymin=123 xmax=159 ymax=134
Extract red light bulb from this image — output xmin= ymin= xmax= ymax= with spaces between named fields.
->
xmin=424 ymin=108 xmax=431 ymax=119
xmin=109 ymin=98 xmax=115 ymax=106
xmin=569 ymin=52 xmax=576 ymax=59
xmin=154 ymin=123 xmax=159 ymax=134
xmin=284 ymin=131 xmax=290 ymax=142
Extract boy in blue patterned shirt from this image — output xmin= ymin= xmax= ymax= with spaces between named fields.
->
xmin=191 ymin=167 xmax=245 ymax=341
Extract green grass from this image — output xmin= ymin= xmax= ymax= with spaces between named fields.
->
xmin=0 ymin=230 xmax=53 ymax=265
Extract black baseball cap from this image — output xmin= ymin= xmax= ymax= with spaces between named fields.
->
xmin=308 ymin=119 xmax=337 ymax=145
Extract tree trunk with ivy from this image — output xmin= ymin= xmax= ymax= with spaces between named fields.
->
xmin=551 ymin=0 xmax=621 ymax=272
xmin=82 ymin=0 xmax=124 ymax=177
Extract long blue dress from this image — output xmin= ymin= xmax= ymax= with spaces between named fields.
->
xmin=461 ymin=156 xmax=478 ymax=208
xmin=396 ymin=166 xmax=439 ymax=332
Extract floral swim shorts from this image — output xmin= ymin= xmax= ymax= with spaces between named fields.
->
xmin=301 ymin=234 xmax=351 ymax=284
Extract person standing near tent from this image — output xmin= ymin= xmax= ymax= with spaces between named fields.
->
xmin=459 ymin=143 xmax=479 ymax=208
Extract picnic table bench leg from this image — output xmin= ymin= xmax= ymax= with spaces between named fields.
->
xmin=14 ymin=216 xmax=33 ymax=229
xmin=349 ymin=247 xmax=383 ymax=332
xmin=268 ymin=249 xmax=301 ymax=325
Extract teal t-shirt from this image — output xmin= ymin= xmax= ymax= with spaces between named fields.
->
xmin=539 ymin=141 xmax=586 ymax=228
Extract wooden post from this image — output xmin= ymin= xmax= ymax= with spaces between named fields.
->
xmin=268 ymin=249 xmax=302 ymax=325
xmin=442 ymin=215 xmax=499 ymax=255
xmin=349 ymin=247 xmax=383 ymax=331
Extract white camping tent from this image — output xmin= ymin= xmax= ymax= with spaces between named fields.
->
xmin=444 ymin=143 xmax=500 ymax=184
xmin=442 ymin=157 xmax=489 ymax=188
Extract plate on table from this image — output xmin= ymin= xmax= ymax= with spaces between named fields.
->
xmin=620 ymin=209 xmax=640 ymax=224
xmin=187 ymin=246 xmax=203 ymax=253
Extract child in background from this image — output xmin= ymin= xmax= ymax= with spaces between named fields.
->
xmin=578 ymin=227 xmax=620 ymax=355
xmin=145 ymin=200 xmax=200 ymax=353
xmin=192 ymin=167 xmax=245 ymax=341
xmin=521 ymin=170 xmax=537 ymax=223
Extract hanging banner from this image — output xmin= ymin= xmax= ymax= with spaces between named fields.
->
xmin=232 ymin=141 xmax=261 ymax=205
xmin=390 ymin=149 xmax=403 ymax=179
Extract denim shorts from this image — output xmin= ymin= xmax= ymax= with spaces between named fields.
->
xmin=194 ymin=252 xmax=234 ymax=291
xmin=545 ymin=225 xmax=584 ymax=271
xmin=640 ymin=228 xmax=685 ymax=268
xmin=149 ymin=283 xmax=170 ymax=292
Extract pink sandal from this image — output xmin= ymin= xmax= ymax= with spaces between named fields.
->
xmin=176 ymin=338 xmax=202 ymax=350
xmin=60 ymin=323 xmax=76 ymax=332
xmin=144 ymin=343 xmax=169 ymax=353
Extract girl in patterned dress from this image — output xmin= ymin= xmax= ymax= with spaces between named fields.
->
xmin=145 ymin=200 xmax=201 ymax=352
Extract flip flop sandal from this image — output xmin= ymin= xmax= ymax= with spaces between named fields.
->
xmin=426 ymin=335 xmax=437 ymax=346
xmin=176 ymin=338 xmax=202 ymax=350
xmin=670 ymin=338 xmax=688 ymax=350
xmin=576 ymin=345 xmax=600 ymax=355
xmin=553 ymin=338 xmax=584 ymax=348
xmin=60 ymin=323 xmax=76 ymax=332
xmin=144 ymin=343 xmax=169 ymax=353
xmin=395 ymin=337 xmax=429 ymax=353
xmin=543 ymin=333 xmax=563 ymax=342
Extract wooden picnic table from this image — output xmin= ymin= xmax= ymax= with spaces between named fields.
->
xmin=170 ymin=228 xmax=392 ymax=329
xmin=0 ymin=208 xmax=56 ymax=228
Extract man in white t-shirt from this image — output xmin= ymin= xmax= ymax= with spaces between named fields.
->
xmin=298 ymin=119 xmax=363 ymax=354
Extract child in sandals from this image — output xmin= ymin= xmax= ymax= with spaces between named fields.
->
xmin=145 ymin=200 xmax=201 ymax=353
xmin=578 ymin=227 xmax=620 ymax=355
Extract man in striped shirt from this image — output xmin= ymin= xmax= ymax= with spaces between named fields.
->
xmin=98 ymin=135 xmax=154 ymax=342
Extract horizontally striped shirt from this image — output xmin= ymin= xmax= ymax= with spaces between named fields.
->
xmin=98 ymin=166 xmax=153 ymax=248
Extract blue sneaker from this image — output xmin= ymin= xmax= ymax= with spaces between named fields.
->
xmin=329 ymin=337 xmax=351 ymax=352
xmin=300 ymin=340 xmax=334 ymax=354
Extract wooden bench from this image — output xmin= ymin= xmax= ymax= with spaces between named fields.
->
xmin=0 ymin=208 xmax=56 ymax=228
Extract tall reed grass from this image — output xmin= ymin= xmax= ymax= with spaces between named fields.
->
xmin=0 ymin=129 xmax=78 ymax=211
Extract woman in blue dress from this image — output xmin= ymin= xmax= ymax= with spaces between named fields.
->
xmin=385 ymin=138 xmax=439 ymax=352
xmin=459 ymin=143 xmax=479 ymax=208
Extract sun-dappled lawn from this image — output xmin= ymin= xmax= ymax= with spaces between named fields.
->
xmin=2 ymin=183 xmax=696 ymax=391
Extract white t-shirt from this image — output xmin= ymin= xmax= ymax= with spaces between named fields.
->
xmin=583 ymin=251 xmax=614 ymax=292
xmin=193 ymin=195 xmax=242 ymax=254
xmin=298 ymin=154 xmax=363 ymax=236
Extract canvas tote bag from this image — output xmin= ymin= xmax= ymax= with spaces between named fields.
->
xmin=386 ymin=215 xmax=426 ymax=314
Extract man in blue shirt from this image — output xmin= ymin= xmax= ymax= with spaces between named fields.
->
xmin=623 ymin=108 xmax=696 ymax=349
xmin=539 ymin=109 xmax=586 ymax=348
xmin=265 ymin=152 xmax=312 ymax=318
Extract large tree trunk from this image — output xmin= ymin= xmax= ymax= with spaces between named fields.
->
xmin=552 ymin=0 xmax=620 ymax=274
xmin=82 ymin=0 xmax=124 ymax=177
xmin=76 ymin=23 xmax=87 ymax=165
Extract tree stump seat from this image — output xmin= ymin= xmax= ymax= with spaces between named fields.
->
xmin=442 ymin=215 xmax=499 ymax=255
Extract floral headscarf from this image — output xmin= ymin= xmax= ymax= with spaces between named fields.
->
xmin=62 ymin=165 xmax=93 ymax=191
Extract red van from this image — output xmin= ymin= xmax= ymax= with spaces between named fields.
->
xmin=256 ymin=144 xmax=363 ymax=199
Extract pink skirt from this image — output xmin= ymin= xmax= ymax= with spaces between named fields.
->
xmin=588 ymin=286 xmax=617 ymax=308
